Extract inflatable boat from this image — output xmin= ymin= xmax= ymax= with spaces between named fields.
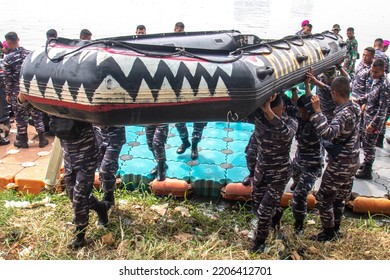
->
xmin=20 ymin=30 xmax=346 ymax=126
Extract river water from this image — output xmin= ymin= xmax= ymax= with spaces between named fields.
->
xmin=1 ymin=0 xmax=389 ymax=54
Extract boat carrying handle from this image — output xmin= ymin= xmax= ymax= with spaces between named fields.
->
xmin=256 ymin=66 xmax=274 ymax=80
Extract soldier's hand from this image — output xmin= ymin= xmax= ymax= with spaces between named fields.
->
xmin=6 ymin=95 xmax=10 ymax=104
xmin=311 ymin=95 xmax=321 ymax=113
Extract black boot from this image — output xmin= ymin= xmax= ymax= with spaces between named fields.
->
xmin=310 ymin=227 xmax=336 ymax=242
xmin=150 ymin=163 xmax=168 ymax=177
xmin=355 ymin=163 xmax=373 ymax=180
xmin=90 ymin=196 xmax=109 ymax=226
xmin=38 ymin=132 xmax=49 ymax=148
xmin=0 ymin=137 xmax=10 ymax=146
xmin=376 ymin=134 xmax=384 ymax=148
xmin=271 ymin=207 xmax=284 ymax=230
xmin=250 ymin=237 xmax=266 ymax=254
xmin=68 ymin=226 xmax=87 ymax=249
xmin=176 ymin=138 xmax=191 ymax=154
xmin=334 ymin=223 xmax=343 ymax=238
xmin=242 ymin=171 xmax=254 ymax=186
xmin=14 ymin=133 xmax=29 ymax=148
xmin=294 ymin=219 xmax=305 ymax=235
xmin=102 ymin=191 xmax=115 ymax=208
xmin=157 ymin=161 xmax=167 ymax=181
xmin=191 ymin=141 xmax=198 ymax=160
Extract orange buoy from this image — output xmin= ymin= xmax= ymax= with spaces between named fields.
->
xmin=279 ymin=192 xmax=316 ymax=209
xmin=150 ymin=178 xmax=191 ymax=197
xmin=221 ymin=183 xmax=252 ymax=201
xmin=353 ymin=196 xmax=390 ymax=215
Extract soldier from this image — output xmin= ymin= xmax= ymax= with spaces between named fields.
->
xmin=373 ymin=38 xmax=389 ymax=74
xmin=342 ymin=27 xmax=358 ymax=79
xmin=135 ymin=25 xmax=146 ymax=35
xmin=3 ymin=32 xmax=48 ymax=149
xmin=355 ymin=59 xmax=390 ymax=180
xmin=242 ymin=90 xmax=297 ymax=187
xmin=307 ymin=66 xmax=350 ymax=123
xmin=248 ymin=93 xmax=298 ymax=253
xmin=48 ymin=115 xmax=110 ymax=249
xmin=352 ymin=47 xmax=375 ymax=99
xmin=331 ymin=24 xmax=342 ymax=38
xmin=94 ymin=126 xmax=126 ymax=217
xmin=80 ymin=29 xmax=92 ymax=40
xmin=175 ymin=122 xmax=207 ymax=160
xmin=291 ymin=82 xmax=321 ymax=235
xmin=146 ymin=124 xmax=169 ymax=181
xmin=308 ymin=76 xmax=360 ymax=241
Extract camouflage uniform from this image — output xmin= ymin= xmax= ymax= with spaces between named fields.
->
xmin=375 ymin=49 xmax=390 ymax=74
xmin=356 ymin=75 xmax=390 ymax=166
xmin=316 ymin=78 xmax=336 ymax=123
xmin=60 ymin=122 xmax=100 ymax=228
xmin=310 ymin=100 xmax=360 ymax=230
xmin=3 ymin=47 xmax=45 ymax=135
xmin=244 ymin=93 xmax=296 ymax=185
xmin=250 ymin=110 xmax=297 ymax=241
xmin=343 ymin=36 xmax=358 ymax=78
xmin=94 ymin=126 xmax=126 ymax=194
xmin=292 ymin=117 xmax=321 ymax=222
xmin=175 ymin=122 xmax=207 ymax=146
xmin=146 ymin=124 xmax=169 ymax=180
xmin=146 ymin=124 xmax=169 ymax=163
xmin=351 ymin=60 xmax=373 ymax=99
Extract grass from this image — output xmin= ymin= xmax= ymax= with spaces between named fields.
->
xmin=0 ymin=186 xmax=389 ymax=260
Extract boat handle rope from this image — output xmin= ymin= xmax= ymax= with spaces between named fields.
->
xmin=45 ymin=38 xmax=243 ymax=64
xmin=226 ymin=110 xmax=239 ymax=124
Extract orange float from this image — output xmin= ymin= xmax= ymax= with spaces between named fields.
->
xmin=279 ymin=192 xmax=316 ymax=209
xmin=353 ymin=196 xmax=390 ymax=215
xmin=150 ymin=178 xmax=191 ymax=197
xmin=221 ymin=183 xmax=252 ymax=201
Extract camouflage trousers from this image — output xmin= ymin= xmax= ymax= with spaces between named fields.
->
xmin=291 ymin=159 xmax=321 ymax=221
xmin=316 ymin=159 xmax=359 ymax=229
xmin=244 ymin=132 xmax=258 ymax=174
xmin=175 ymin=122 xmax=207 ymax=143
xmin=11 ymin=95 xmax=45 ymax=134
xmin=146 ymin=124 xmax=168 ymax=162
xmin=61 ymin=127 xmax=99 ymax=228
xmin=252 ymin=162 xmax=291 ymax=240
xmin=361 ymin=131 xmax=380 ymax=165
xmin=94 ymin=126 xmax=126 ymax=193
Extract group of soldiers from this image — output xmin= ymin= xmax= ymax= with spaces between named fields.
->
xmin=244 ymin=33 xmax=390 ymax=252
xmin=1 ymin=24 xmax=389 ymax=253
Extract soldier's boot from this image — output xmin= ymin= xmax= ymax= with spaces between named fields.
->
xmin=334 ymin=223 xmax=344 ymax=238
xmin=294 ymin=219 xmax=305 ymax=235
xmin=102 ymin=191 xmax=115 ymax=209
xmin=376 ymin=134 xmax=384 ymax=148
xmin=0 ymin=137 xmax=10 ymax=146
xmin=90 ymin=196 xmax=109 ymax=226
xmin=68 ymin=226 xmax=87 ymax=249
xmin=250 ymin=237 xmax=266 ymax=254
xmin=156 ymin=161 xmax=167 ymax=181
xmin=176 ymin=138 xmax=191 ymax=154
xmin=355 ymin=163 xmax=373 ymax=180
xmin=150 ymin=163 xmax=168 ymax=177
xmin=271 ymin=207 xmax=284 ymax=230
xmin=242 ymin=171 xmax=254 ymax=186
xmin=38 ymin=132 xmax=49 ymax=148
xmin=14 ymin=133 xmax=29 ymax=148
xmin=310 ymin=227 xmax=336 ymax=242
xmin=191 ymin=141 xmax=198 ymax=160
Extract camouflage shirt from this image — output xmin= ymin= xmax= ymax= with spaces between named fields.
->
xmin=3 ymin=47 xmax=31 ymax=98
xmin=344 ymin=37 xmax=358 ymax=65
xmin=351 ymin=60 xmax=372 ymax=99
xmin=316 ymin=77 xmax=336 ymax=122
xmin=252 ymin=110 xmax=298 ymax=166
xmin=357 ymin=75 xmax=390 ymax=130
xmin=295 ymin=117 xmax=321 ymax=168
xmin=375 ymin=49 xmax=390 ymax=74
xmin=310 ymin=100 xmax=360 ymax=161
